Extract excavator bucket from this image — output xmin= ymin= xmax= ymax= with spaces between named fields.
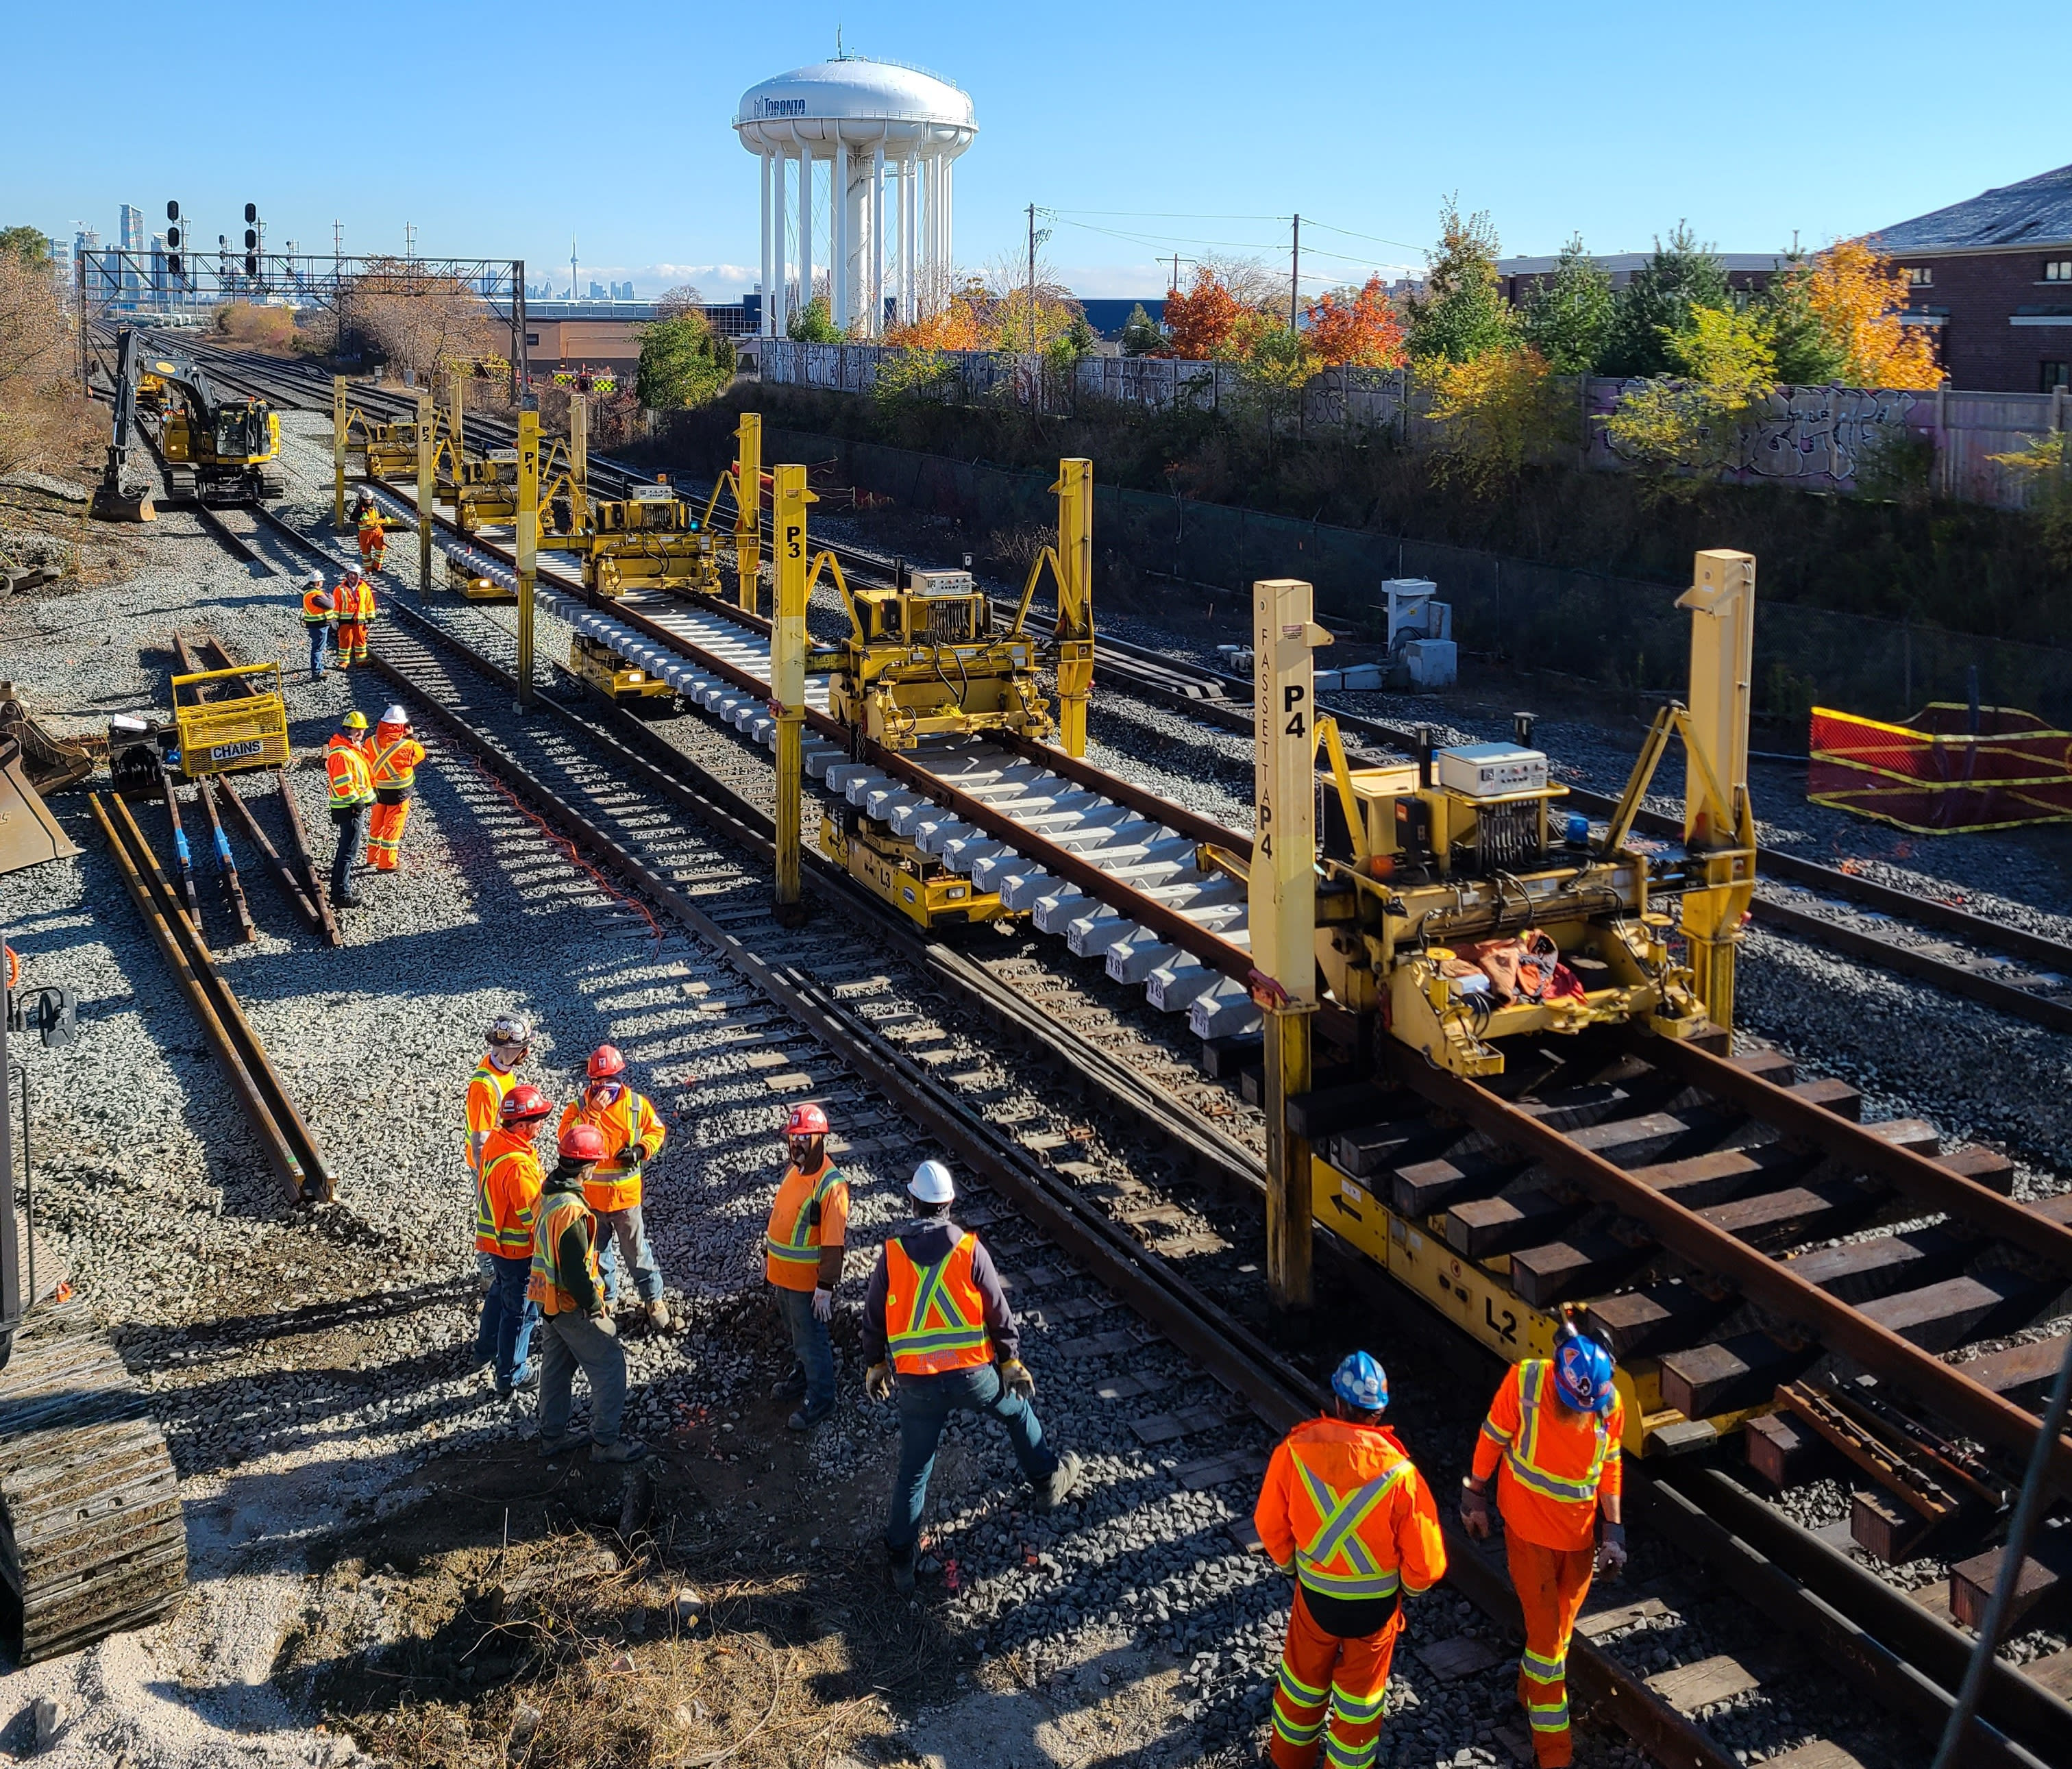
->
xmin=88 ymin=482 xmax=155 ymax=523
xmin=0 ymin=739 xmax=79 ymax=878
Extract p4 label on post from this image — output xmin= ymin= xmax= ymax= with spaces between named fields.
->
xmin=1250 ymin=578 xmax=1331 ymax=1010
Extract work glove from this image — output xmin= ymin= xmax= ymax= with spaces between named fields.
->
xmin=1597 ymin=1520 xmax=1628 ymax=1579
xmin=591 ymin=1311 xmax=617 ymax=1338
xmin=999 ymin=1358 xmax=1035 ymax=1399
xmin=811 ymin=1286 xmax=833 ymax=1323
xmin=1459 ymin=1479 xmax=1493 ymax=1539
xmin=865 ymin=1361 xmax=893 ymax=1403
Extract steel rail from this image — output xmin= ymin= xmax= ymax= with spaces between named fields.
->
xmin=89 ymin=791 xmax=331 ymax=1203
xmin=1383 ymin=1046 xmax=2072 ymax=1495
xmin=1646 ymin=1465 xmax=2071 ymax=1767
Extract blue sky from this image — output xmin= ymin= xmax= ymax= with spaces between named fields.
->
xmin=9 ymin=1 xmax=2069 ymax=301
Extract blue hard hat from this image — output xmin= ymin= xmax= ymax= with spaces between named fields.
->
xmin=1331 ymin=1351 xmax=1389 ymax=1413
xmin=1554 ymin=1326 xmax=1616 ymax=1415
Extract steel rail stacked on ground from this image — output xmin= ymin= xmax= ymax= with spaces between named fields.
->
xmin=89 ymin=791 xmax=332 ymax=1203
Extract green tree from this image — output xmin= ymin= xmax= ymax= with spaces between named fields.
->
xmin=787 ymin=295 xmax=845 ymax=343
xmin=634 ymin=311 xmax=732 ymax=409
xmin=1760 ymin=251 xmax=1851 ymax=385
xmin=1406 ymin=198 xmax=1517 ymax=364
xmin=1601 ymin=223 xmax=1731 ymax=378
xmin=0 ymin=227 xmax=51 ymax=270
xmin=1118 ymin=303 xmax=1164 ymax=357
xmin=1522 ymin=235 xmax=1614 ymax=373
xmin=1605 ymin=304 xmax=1777 ymax=495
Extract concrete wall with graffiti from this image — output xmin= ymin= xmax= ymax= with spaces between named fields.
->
xmin=756 ymin=341 xmax=2068 ymax=511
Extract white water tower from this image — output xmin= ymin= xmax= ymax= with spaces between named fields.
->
xmin=735 ymin=55 xmax=976 ymax=340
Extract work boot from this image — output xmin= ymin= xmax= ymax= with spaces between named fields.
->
xmin=771 ymin=1365 xmax=807 ymax=1402
xmin=645 ymin=1298 xmax=671 ymax=1333
xmin=787 ymin=1398 xmax=835 ymax=1432
xmin=497 ymin=1364 xmax=540 ymax=1400
xmin=590 ymin=1437 xmax=651 ymax=1465
xmin=539 ymin=1431 xmax=589 ymax=1459
xmin=887 ymin=1544 xmax=916 ymax=1594
xmin=1034 ymin=1451 xmax=1084 ymax=1512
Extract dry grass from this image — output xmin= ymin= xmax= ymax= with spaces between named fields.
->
xmin=213 ymin=300 xmax=302 ymax=355
xmin=286 ymin=1504 xmax=956 ymax=1769
xmin=0 ymin=256 xmax=100 ymax=482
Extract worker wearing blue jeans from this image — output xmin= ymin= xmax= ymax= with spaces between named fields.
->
xmin=863 ymin=1160 xmax=1083 ymax=1590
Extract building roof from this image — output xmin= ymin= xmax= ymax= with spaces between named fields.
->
xmin=1498 ymin=251 xmax=1788 ymax=278
xmin=1873 ymin=162 xmax=2072 ymax=252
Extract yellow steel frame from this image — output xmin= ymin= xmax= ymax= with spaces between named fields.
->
xmin=516 ymin=411 xmax=539 ymax=707
xmin=772 ymin=464 xmax=814 ymax=921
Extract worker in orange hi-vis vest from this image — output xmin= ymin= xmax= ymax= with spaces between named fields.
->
xmin=862 ymin=1159 xmax=1083 ymax=1594
xmin=354 ymin=487 xmax=388 ymax=571
xmin=560 ymin=1044 xmax=670 ymax=1331
xmin=333 ymin=571 xmax=375 ymax=669
xmin=1254 ymin=1352 xmax=1447 ymax=1769
xmin=1461 ymin=1322 xmax=1627 ymax=1769
xmin=365 ymin=706 xmax=426 ymax=873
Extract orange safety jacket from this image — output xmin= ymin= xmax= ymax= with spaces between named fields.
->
xmin=763 ymin=1159 xmax=848 ymax=1291
xmin=1472 ymin=1359 xmax=1624 ymax=1552
xmin=370 ymin=734 xmax=426 ymax=793
xmin=883 ymin=1231 xmax=991 ymax=1375
xmin=474 ymin=1127 xmax=543 ymax=1258
xmin=324 ymin=734 xmax=374 ymax=808
xmin=559 ymin=1083 xmax=665 ymax=1213
xmin=465 ymin=1057 xmax=518 ymax=1170
xmin=301 ymin=586 xmax=335 ymax=626
xmin=348 ymin=579 xmax=378 ymax=622
xmin=529 ymin=1189 xmax=602 ymax=1315
xmin=1255 ymin=1416 xmax=1448 ymax=1607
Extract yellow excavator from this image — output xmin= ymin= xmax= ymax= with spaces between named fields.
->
xmin=92 ymin=330 xmax=284 ymax=517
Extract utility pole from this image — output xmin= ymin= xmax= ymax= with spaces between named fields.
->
xmin=1028 ymin=203 xmax=1037 ymax=356
xmin=1290 ymin=214 xmax=1301 ymax=332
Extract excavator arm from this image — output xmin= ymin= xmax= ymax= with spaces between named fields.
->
xmin=90 ymin=330 xmax=155 ymax=523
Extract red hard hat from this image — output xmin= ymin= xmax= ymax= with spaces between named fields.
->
xmin=587 ymin=1044 xmax=626 ymax=1080
xmin=500 ymin=1083 xmax=554 ymax=1125
xmin=559 ymin=1122 xmax=608 ymax=1162
xmin=786 ymin=1102 xmax=829 ymax=1138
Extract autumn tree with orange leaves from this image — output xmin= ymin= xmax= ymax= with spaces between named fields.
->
xmin=1303 ymin=276 xmax=1406 ymax=369
xmin=1161 ymin=265 xmax=1247 ymax=360
xmin=1764 ymin=237 xmax=1940 ymax=389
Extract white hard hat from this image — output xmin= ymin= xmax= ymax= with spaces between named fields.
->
xmin=380 ymin=704 xmax=408 ymax=726
xmin=908 ymin=1160 xmax=955 ymax=1205
xmin=306 ymin=570 xmax=324 ymax=587
xmin=487 ymin=1013 xmax=533 ymax=1048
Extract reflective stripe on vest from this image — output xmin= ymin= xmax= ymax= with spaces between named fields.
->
xmin=528 ymin=1190 xmax=596 ymax=1313
xmin=371 ymin=737 xmax=419 ymax=791
xmin=578 ymin=1085 xmax=652 ymax=1174
xmin=325 ymin=740 xmax=373 ymax=807
xmin=302 ymin=591 xmax=333 ymax=624
xmin=1504 ymin=1361 xmax=1610 ymax=1507
xmin=477 ymin=1148 xmax=536 ymax=1257
xmin=765 ymin=1163 xmax=842 ymax=1267
xmin=885 ymin=1233 xmax=989 ymax=1373
xmin=1291 ymin=1452 xmax=1413 ymax=1600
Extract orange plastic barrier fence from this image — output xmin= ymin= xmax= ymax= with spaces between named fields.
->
xmin=1808 ymin=704 xmax=2072 ymax=833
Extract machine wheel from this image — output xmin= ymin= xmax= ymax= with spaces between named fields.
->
xmin=163 ymin=468 xmax=196 ymax=504
xmin=0 ymin=1299 xmax=185 ymax=1662
xmin=257 ymin=471 xmax=288 ymax=501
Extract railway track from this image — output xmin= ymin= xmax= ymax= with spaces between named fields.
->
xmin=165 ymin=360 xmax=2072 ymax=1765
xmin=182 ymin=338 xmax=2072 ymax=1047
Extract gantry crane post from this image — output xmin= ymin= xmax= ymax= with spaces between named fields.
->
xmin=735 ymin=412 xmax=762 ymax=615
xmin=332 ymin=376 xmax=347 ymax=527
xmin=515 ymin=408 xmax=540 ymax=708
xmin=1052 ymin=458 xmax=1094 ymax=757
xmin=1250 ymin=578 xmax=1333 ymax=1315
xmin=416 ymin=387 xmax=434 ymax=595
xmin=1676 ymin=549 xmax=1758 ymax=1032
xmin=772 ymin=462 xmax=815 ymax=921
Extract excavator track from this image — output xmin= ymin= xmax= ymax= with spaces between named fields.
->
xmin=0 ymin=1299 xmax=185 ymax=1662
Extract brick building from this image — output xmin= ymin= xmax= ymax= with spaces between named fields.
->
xmin=1875 ymin=162 xmax=2072 ymax=393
